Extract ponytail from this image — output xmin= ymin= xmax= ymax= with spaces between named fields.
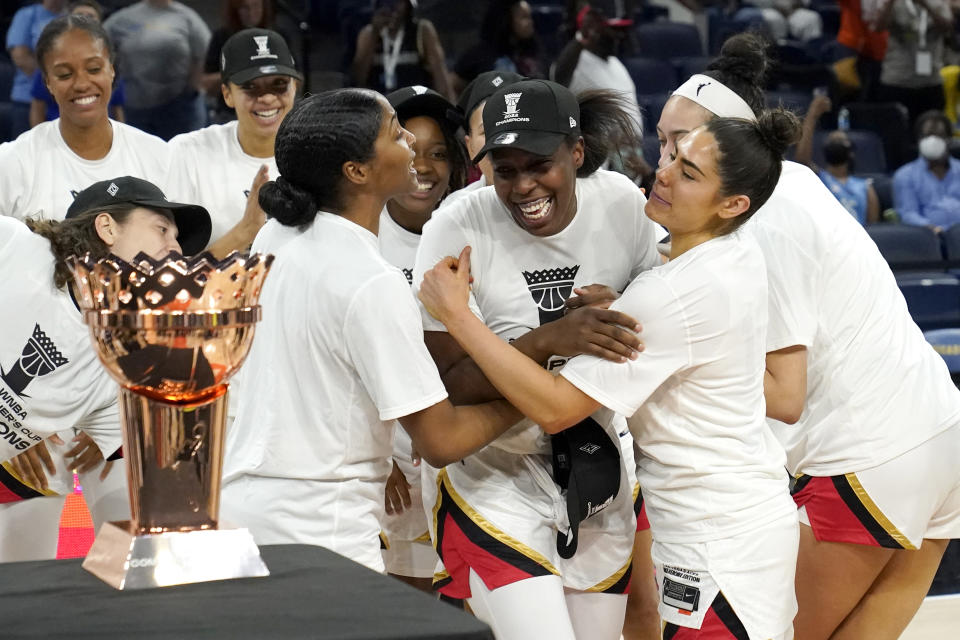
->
xmin=573 ymin=89 xmax=644 ymax=178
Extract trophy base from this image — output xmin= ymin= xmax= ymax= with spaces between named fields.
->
xmin=82 ymin=521 xmax=270 ymax=590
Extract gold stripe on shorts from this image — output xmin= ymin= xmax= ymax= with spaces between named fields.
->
xmin=844 ymin=472 xmax=917 ymax=550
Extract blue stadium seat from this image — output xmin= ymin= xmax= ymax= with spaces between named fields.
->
xmin=0 ymin=102 xmax=13 ymax=144
xmin=869 ymin=174 xmax=894 ymax=212
xmin=622 ymin=57 xmax=678 ymax=95
xmin=868 ymin=224 xmax=960 ymax=330
xmin=0 ymin=59 xmax=14 ymax=103
xmin=672 ymin=56 xmax=711 ymax=81
xmin=766 ymin=89 xmax=813 ymax=114
xmin=924 ymin=328 xmax=960 ymax=375
xmin=844 ymin=102 xmax=913 ymax=171
xmin=636 ymin=22 xmax=703 ymax=59
xmin=809 ymin=129 xmax=887 ymax=174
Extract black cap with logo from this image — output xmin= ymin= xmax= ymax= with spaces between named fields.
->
xmin=66 ymin=177 xmax=212 ymax=256
xmin=457 ymin=70 xmax=526 ymax=123
xmin=386 ymin=85 xmax=463 ymax=134
xmin=473 ymin=79 xmax=581 ymax=163
xmin=220 ymin=28 xmax=303 ymax=85
xmin=551 ymin=417 xmax=622 ymax=559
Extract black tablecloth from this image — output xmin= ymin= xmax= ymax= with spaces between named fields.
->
xmin=0 ymin=544 xmax=493 ymax=639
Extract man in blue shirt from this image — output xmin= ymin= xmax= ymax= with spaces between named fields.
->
xmin=893 ymin=110 xmax=960 ymax=233
xmin=5 ymin=0 xmax=65 ymax=139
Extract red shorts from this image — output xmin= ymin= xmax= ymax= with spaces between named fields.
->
xmin=635 ymin=488 xmax=650 ymax=532
xmin=432 ymin=477 xmax=633 ymax=598
xmin=791 ymin=473 xmax=913 ymax=549
xmin=662 ymin=591 xmax=750 ymax=640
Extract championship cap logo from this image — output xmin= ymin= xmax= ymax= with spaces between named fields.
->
xmin=503 ymin=92 xmax=522 ymax=118
xmin=107 ymin=182 xmax=119 ymax=196
xmin=494 ymin=132 xmax=518 ymax=145
xmin=412 ymin=85 xmax=428 ymax=95
xmin=569 ymin=116 xmax=577 ymax=128
xmin=251 ymin=35 xmax=278 ymax=60
xmin=492 ymin=75 xmax=504 ymax=87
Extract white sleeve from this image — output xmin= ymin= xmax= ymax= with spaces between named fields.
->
xmin=629 ymin=189 xmax=666 ymax=279
xmin=411 ymin=208 xmax=484 ymax=332
xmin=561 ymin=274 xmax=690 ymax=416
xmin=0 ymin=142 xmax=26 ymax=218
xmin=752 ymin=222 xmax=819 ymax=351
xmin=343 ymin=271 xmax=448 ymax=421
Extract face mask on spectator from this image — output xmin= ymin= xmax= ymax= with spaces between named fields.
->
xmin=823 ymin=140 xmax=852 ymax=166
xmin=919 ymin=135 xmax=948 ymax=161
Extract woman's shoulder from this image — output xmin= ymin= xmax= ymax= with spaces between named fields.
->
xmin=168 ymin=121 xmax=233 ymax=151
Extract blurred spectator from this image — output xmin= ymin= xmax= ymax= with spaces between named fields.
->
xmin=201 ymin=0 xmax=290 ymax=94
xmin=795 ymin=92 xmax=881 ymax=224
xmin=735 ymin=0 xmax=823 ymax=42
xmin=5 ymin=0 xmax=65 ymax=139
xmin=834 ymin=0 xmax=891 ymax=100
xmin=451 ymin=0 xmax=545 ymax=95
xmin=28 ymin=1 xmax=125 ymax=127
xmin=553 ymin=5 xmax=638 ymax=125
xmin=893 ymin=109 xmax=960 ymax=231
xmin=104 ymin=0 xmax=210 ymax=140
xmin=552 ymin=5 xmax=652 ymax=185
xmin=877 ymin=0 xmax=952 ymax=125
xmin=352 ymin=0 xmax=453 ymax=100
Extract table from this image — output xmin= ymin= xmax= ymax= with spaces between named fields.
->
xmin=0 ymin=544 xmax=493 ymax=639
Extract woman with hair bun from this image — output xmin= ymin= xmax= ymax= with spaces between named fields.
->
xmin=220 ymin=89 xmax=522 ymax=574
xmin=418 ymin=108 xmax=803 ymax=640
xmin=410 ymin=79 xmax=665 ymax=640
xmin=657 ymin=33 xmax=960 ymax=640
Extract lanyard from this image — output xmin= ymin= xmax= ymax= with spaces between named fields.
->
xmin=380 ymin=27 xmax=405 ymax=91
xmin=903 ymin=0 xmax=929 ymax=49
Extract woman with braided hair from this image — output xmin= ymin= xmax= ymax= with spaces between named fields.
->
xmin=219 ymin=88 xmax=522 ymax=573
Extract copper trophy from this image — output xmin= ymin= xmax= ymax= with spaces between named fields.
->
xmin=68 ymin=251 xmax=273 ymax=589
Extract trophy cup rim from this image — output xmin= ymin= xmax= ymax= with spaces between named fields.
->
xmin=83 ymin=306 xmax=262 ymax=330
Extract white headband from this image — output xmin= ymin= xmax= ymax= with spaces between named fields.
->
xmin=672 ymin=74 xmax=757 ymax=122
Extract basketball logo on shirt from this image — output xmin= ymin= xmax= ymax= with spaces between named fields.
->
xmin=523 ymin=265 xmax=580 ymax=325
xmin=0 ymin=324 xmax=69 ymax=398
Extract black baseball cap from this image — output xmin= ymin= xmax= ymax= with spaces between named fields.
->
xmin=473 ymin=79 xmax=581 ymax=163
xmin=66 ymin=177 xmax=212 ymax=256
xmin=457 ymin=70 xmax=526 ymax=123
xmin=220 ymin=28 xmax=302 ymax=85
xmin=386 ymin=85 xmax=462 ymax=133
xmin=551 ymin=417 xmax=622 ymax=559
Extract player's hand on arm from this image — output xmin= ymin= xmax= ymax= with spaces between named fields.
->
xmin=9 ymin=434 xmax=63 ymax=491
xmin=764 ymin=345 xmax=808 ymax=424
xmin=564 ymin=284 xmax=620 ymax=311
xmin=65 ymin=431 xmax=109 ymax=478
xmin=384 ymin=460 xmax=411 ymax=515
xmin=206 ymin=165 xmax=270 ymax=259
xmin=419 ymin=249 xmax=602 ymax=434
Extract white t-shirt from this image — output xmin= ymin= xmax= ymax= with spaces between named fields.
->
xmin=569 ymin=50 xmax=643 ymax=135
xmin=224 ymin=211 xmax=448 ymax=564
xmin=747 ymin=161 xmax=960 ymax=476
xmin=562 ymin=232 xmax=794 ymax=544
xmin=377 ymin=207 xmax=432 ymax=541
xmin=438 ymin=175 xmax=488 ymax=212
xmin=378 ymin=207 xmax=422 ymax=285
xmin=0 ymin=218 xmax=121 ymax=496
xmin=167 ymin=120 xmax=278 ymax=247
xmin=411 ymin=170 xmax=662 ymax=583
xmin=0 ymin=120 xmax=170 ymax=221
